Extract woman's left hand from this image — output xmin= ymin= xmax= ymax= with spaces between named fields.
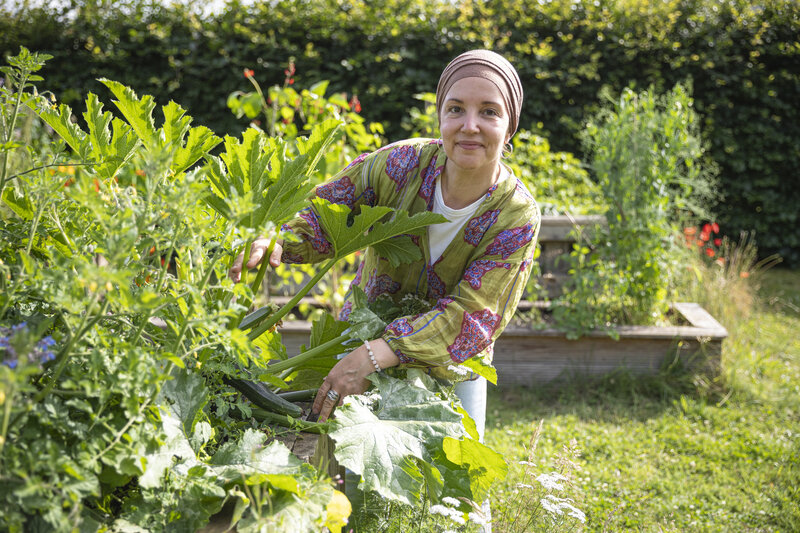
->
xmin=311 ymin=339 xmax=399 ymax=422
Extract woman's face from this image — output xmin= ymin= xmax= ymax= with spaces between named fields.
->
xmin=439 ymin=76 xmax=511 ymax=178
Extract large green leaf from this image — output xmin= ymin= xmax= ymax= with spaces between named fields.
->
xmin=83 ymin=93 xmax=139 ymax=180
xmin=100 ymin=79 xmax=158 ymax=150
xmin=30 ymin=98 xmax=91 ymax=160
xmin=442 ymin=436 xmax=508 ymax=502
xmin=139 ymin=406 xmax=199 ymax=489
xmin=209 ymin=429 xmax=304 ymax=484
xmin=346 ymin=287 xmax=388 ymax=341
xmin=100 ymin=79 xmax=221 ymax=174
xmin=255 ymin=118 xmax=342 ymax=227
xmin=328 ymin=372 xmax=466 ymax=505
xmin=313 ymin=199 xmax=445 ymax=259
xmin=160 ymin=369 xmax=208 ymax=439
xmin=460 ymin=355 xmax=498 ymax=385
xmin=371 ymin=235 xmax=425 ymax=267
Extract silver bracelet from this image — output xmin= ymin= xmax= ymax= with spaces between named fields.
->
xmin=364 ymin=339 xmax=381 ymax=373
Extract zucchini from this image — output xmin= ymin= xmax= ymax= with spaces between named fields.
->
xmin=251 ymin=408 xmax=329 ymax=434
xmin=277 ymin=388 xmax=317 ymax=402
xmin=225 ymin=378 xmax=303 ymax=417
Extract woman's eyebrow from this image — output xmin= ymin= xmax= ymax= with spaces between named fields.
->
xmin=445 ymin=97 xmax=503 ymax=106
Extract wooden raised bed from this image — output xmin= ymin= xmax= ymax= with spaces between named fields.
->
xmin=277 ymin=302 xmax=726 ymax=385
xmin=493 ymin=302 xmax=726 ymax=384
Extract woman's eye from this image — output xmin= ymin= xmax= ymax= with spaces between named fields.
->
xmin=447 ymin=105 xmax=462 ymax=113
xmin=484 ymin=108 xmax=500 ymax=116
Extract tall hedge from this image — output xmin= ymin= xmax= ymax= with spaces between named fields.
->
xmin=2 ymin=0 xmax=798 ymax=264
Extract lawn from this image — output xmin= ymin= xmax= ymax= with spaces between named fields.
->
xmin=486 ymin=268 xmax=800 ymax=532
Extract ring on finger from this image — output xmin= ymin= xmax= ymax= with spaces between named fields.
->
xmin=326 ymin=389 xmax=340 ymax=402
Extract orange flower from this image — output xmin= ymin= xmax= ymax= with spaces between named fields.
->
xmin=243 ymin=68 xmax=255 ymax=78
xmin=705 ymin=247 xmax=715 ymax=257
xmin=135 ymin=169 xmax=146 ymax=177
xmin=740 ymin=271 xmax=750 ymax=278
xmin=683 ymin=226 xmax=697 ymax=236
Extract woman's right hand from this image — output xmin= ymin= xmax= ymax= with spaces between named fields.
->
xmin=228 ymin=238 xmax=283 ymax=283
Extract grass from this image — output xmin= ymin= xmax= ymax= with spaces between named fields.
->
xmin=486 ymin=267 xmax=800 ymax=532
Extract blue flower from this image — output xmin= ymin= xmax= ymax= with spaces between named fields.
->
xmin=1 ymin=325 xmax=57 ymax=369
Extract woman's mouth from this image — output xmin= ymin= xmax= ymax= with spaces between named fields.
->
xmin=457 ymin=141 xmax=483 ymax=150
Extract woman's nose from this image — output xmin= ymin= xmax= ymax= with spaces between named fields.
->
xmin=461 ymin=111 xmax=480 ymax=132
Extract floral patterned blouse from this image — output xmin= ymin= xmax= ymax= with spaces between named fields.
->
xmin=281 ymin=138 xmax=540 ymax=380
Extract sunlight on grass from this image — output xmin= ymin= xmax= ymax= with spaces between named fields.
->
xmin=486 ymin=267 xmax=800 ymax=532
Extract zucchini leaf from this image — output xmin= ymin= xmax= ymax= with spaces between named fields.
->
xmin=328 ymin=371 xmax=466 ymax=505
xmin=209 ymin=428 xmax=304 ymax=484
xmin=313 ymin=198 xmax=445 ymax=260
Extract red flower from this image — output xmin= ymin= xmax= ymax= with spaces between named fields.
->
xmin=714 ymin=238 xmax=722 ymax=246
xmin=702 ymin=223 xmax=712 ymax=233
xmin=243 ymin=68 xmax=255 ymax=78
xmin=349 ymin=95 xmax=362 ymax=113
xmin=700 ymin=231 xmax=710 ymax=242
xmin=288 ymin=78 xmax=294 ymax=85
xmin=740 ymin=271 xmax=750 ymax=278
xmin=712 ymin=222 xmax=720 ymax=233
xmin=705 ymin=247 xmax=715 ymax=257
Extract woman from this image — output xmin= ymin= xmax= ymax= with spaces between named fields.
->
xmin=230 ymin=50 xmax=539 ymax=439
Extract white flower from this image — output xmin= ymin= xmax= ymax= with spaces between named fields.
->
xmin=468 ymin=511 xmax=488 ymax=525
xmin=540 ymin=495 xmax=586 ymax=523
xmin=518 ymin=460 xmax=537 ymax=466
xmin=441 ymin=496 xmax=461 ymax=507
xmin=430 ymin=504 xmax=466 ymax=525
xmin=515 ymin=483 xmax=535 ymax=490
xmin=536 ymin=472 xmax=567 ymax=491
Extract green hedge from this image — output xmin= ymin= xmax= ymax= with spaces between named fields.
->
xmin=2 ymin=0 xmax=798 ymax=264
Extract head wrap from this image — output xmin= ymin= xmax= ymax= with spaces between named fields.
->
xmin=436 ymin=49 xmax=524 ymax=138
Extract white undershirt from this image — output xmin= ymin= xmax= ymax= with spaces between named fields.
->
xmin=428 ymin=166 xmax=508 ymax=263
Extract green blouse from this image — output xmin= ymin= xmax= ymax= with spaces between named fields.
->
xmin=282 ymin=138 xmax=540 ymax=380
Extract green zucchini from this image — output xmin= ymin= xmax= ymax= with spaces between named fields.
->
xmin=251 ymin=408 xmax=329 ymax=434
xmin=277 ymin=388 xmax=317 ymax=402
xmin=225 ymin=378 xmax=303 ymax=417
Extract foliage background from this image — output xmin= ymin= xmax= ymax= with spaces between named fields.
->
xmin=2 ymin=0 xmax=797 ymax=265
xmin=0 ymin=0 xmax=796 ymax=263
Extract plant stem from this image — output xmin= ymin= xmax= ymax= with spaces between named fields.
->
xmin=35 ymin=297 xmax=109 ymax=403
xmin=248 ymin=257 xmax=337 ymax=340
xmin=0 ymin=71 xmax=29 ymax=199
xmin=261 ymin=332 xmax=350 ymax=375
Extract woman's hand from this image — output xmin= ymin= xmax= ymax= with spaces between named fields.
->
xmin=229 ymin=238 xmax=283 ymax=283
xmin=312 ymin=339 xmax=400 ymax=422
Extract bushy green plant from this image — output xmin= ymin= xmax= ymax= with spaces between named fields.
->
xmin=553 ymin=83 xmax=719 ymax=335
xmin=0 ymin=49 xmax=503 ymax=531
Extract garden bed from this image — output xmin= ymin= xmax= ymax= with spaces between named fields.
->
xmin=278 ymin=302 xmax=726 ymax=385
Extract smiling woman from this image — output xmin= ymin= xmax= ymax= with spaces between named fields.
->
xmin=229 ymin=52 xmax=540 ymax=458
